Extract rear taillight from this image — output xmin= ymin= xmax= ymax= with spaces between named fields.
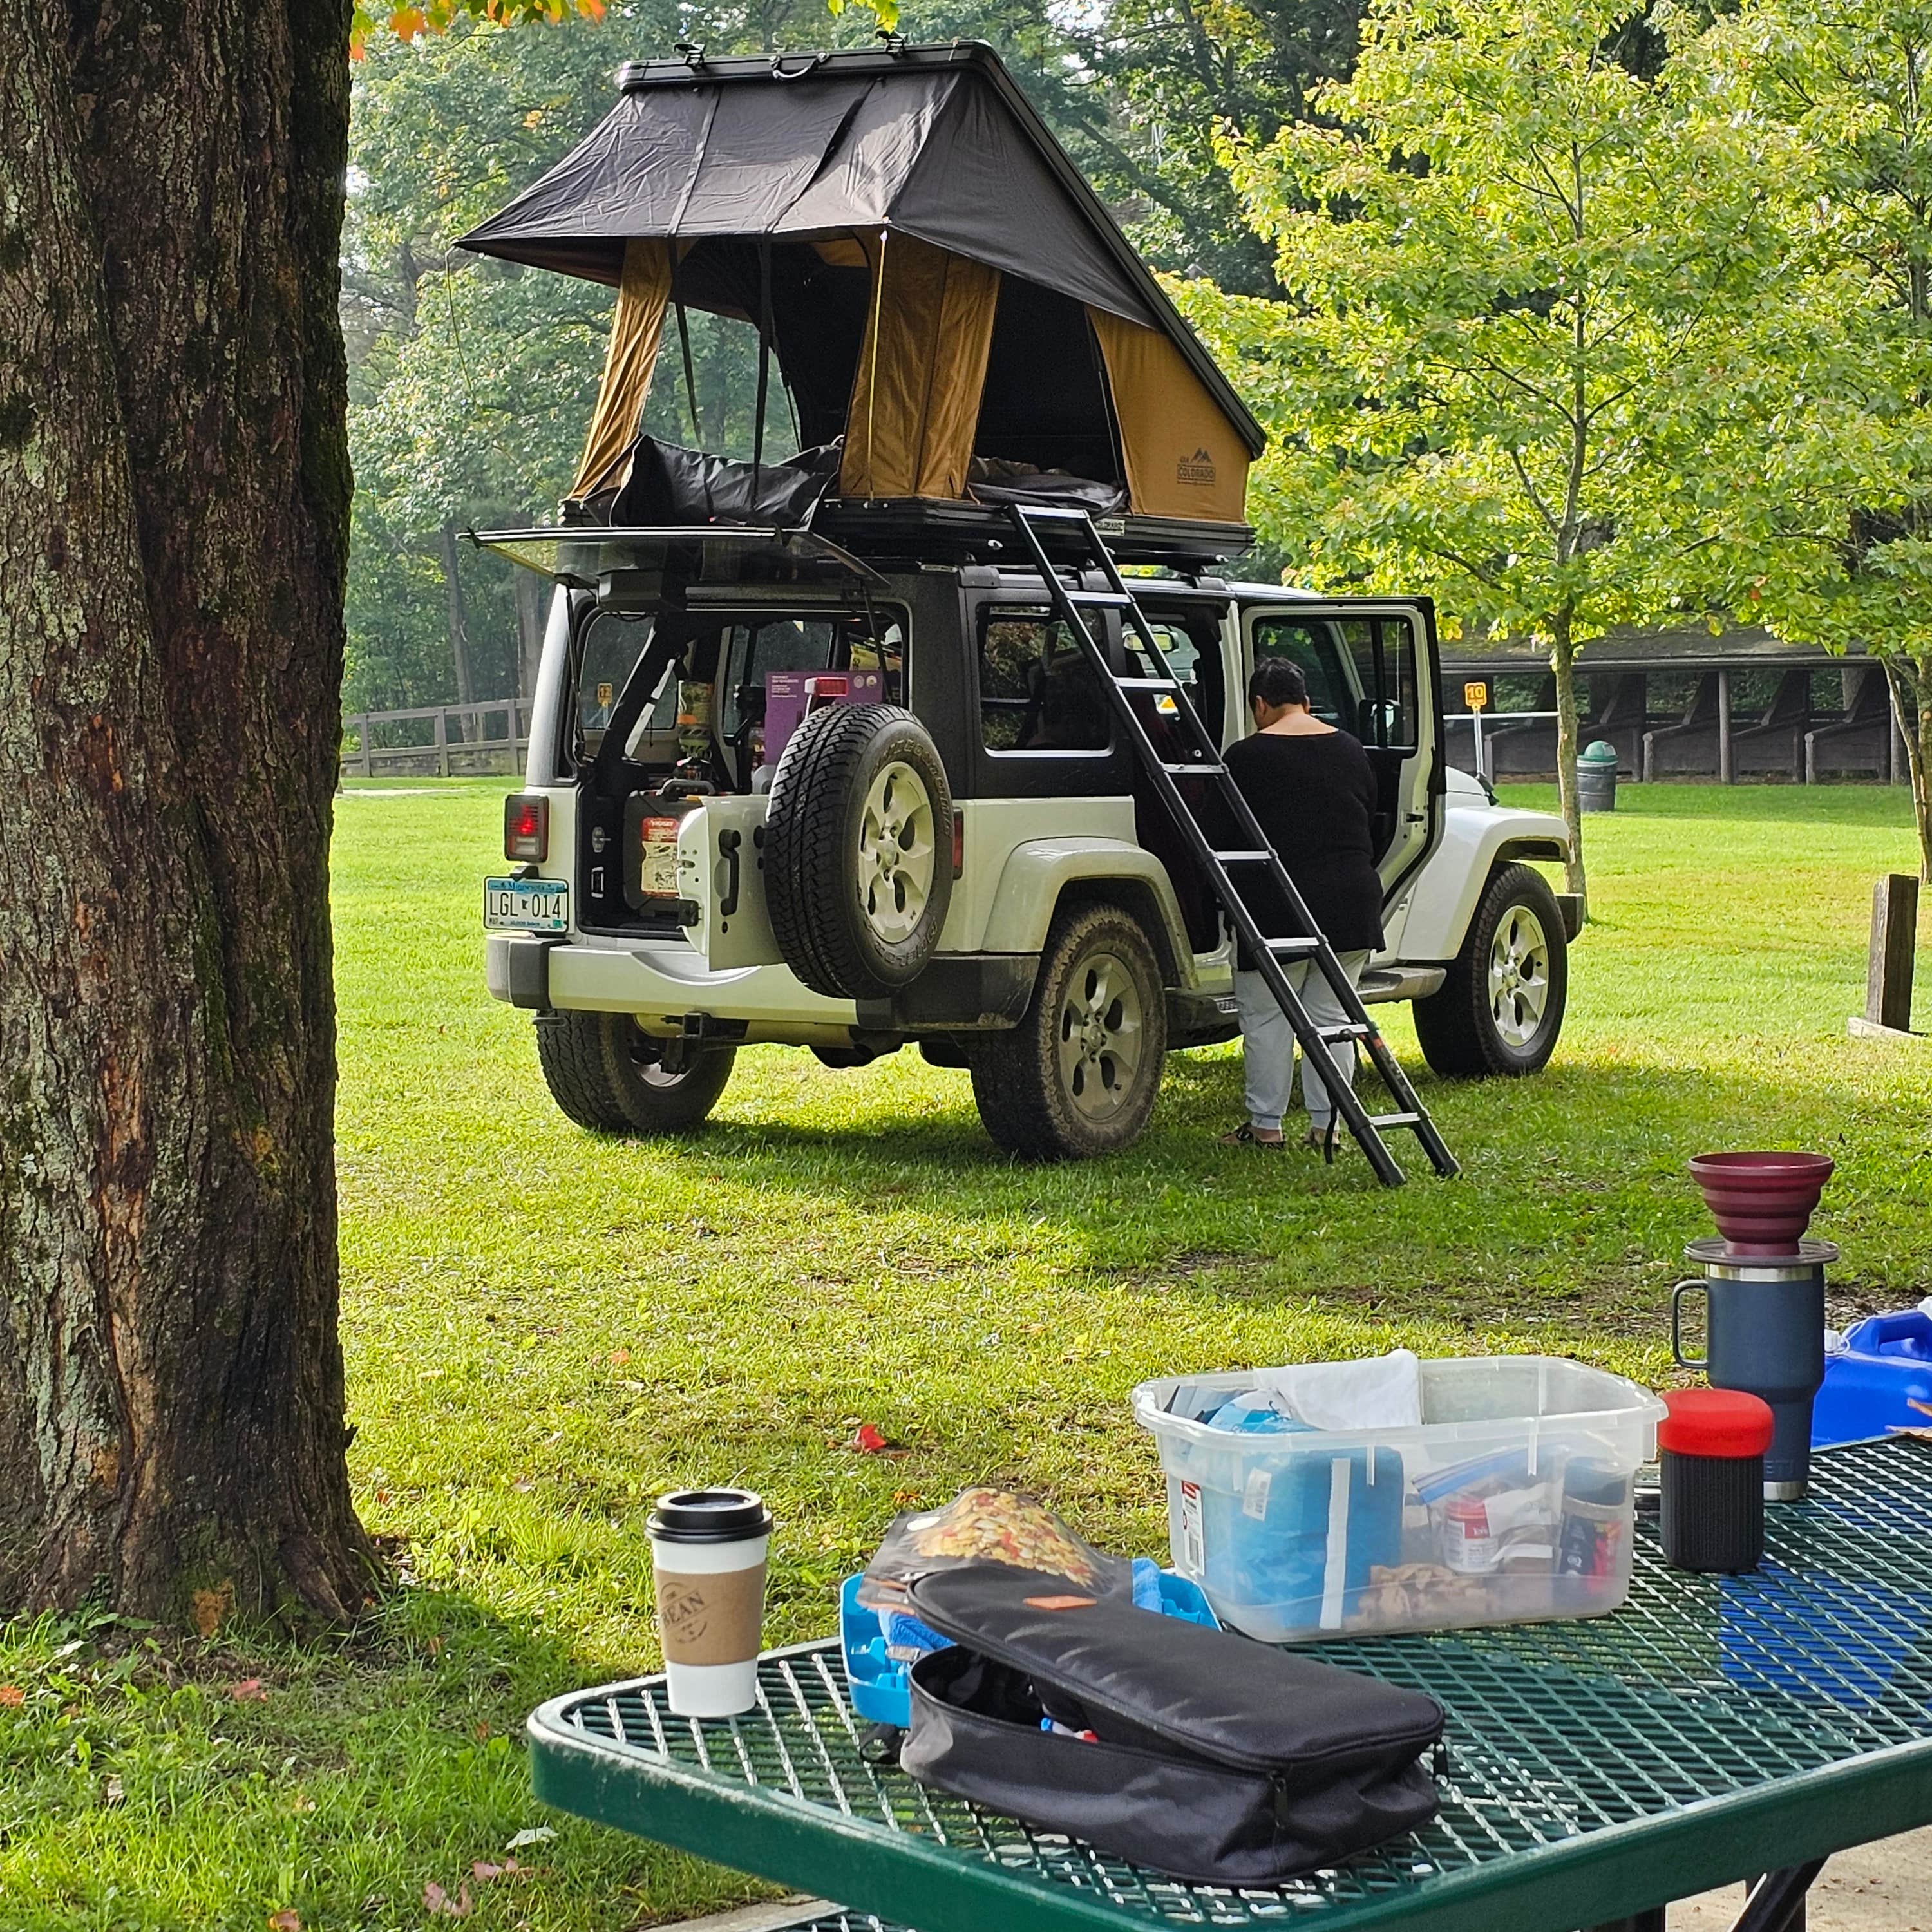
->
xmin=504 ymin=793 xmax=549 ymax=862
xmin=951 ymin=810 xmax=965 ymax=879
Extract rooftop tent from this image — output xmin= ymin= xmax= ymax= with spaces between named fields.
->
xmin=459 ymin=43 xmax=1264 ymax=528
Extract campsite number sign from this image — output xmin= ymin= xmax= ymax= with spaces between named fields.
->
xmin=1463 ymin=681 xmax=1489 ymax=713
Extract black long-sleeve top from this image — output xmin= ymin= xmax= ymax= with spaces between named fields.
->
xmin=1220 ymin=728 xmax=1386 ymax=958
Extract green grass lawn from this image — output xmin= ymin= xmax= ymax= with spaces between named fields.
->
xmin=3 ymin=781 xmax=1928 ymax=1931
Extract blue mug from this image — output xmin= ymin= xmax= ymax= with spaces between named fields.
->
xmin=1672 ymin=1264 xmax=1824 ymax=1498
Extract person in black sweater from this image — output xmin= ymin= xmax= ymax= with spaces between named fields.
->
xmin=1218 ymin=658 xmax=1385 ymax=1150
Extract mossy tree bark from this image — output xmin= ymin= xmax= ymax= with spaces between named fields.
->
xmin=0 ymin=0 xmax=373 ymax=1622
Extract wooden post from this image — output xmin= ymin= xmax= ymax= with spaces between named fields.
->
xmin=434 ymin=709 xmax=450 ymax=779
xmin=1718 ymin=668 xmax=1733 ymax=785
xmin=1850 ymin=873 xmax=1920 ymax=1038
xmin=358 ymin=714 xmax=372 ymax=777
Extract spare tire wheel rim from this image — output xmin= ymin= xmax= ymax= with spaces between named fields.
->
xmin=1487 ymin=903 xmax=1550 ymax=1048
xmin=1057 ymin=950 xmax=1145 ymax=1121
xmin=857 ymin=760 xmax=936 ymax=945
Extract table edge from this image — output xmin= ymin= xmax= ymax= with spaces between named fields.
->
xmin=527 ymin=1678 xmax=1932 ymax=1932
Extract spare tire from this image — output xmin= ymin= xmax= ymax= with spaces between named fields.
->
xmin=764 ymin=703 xmax=954 ymax=1001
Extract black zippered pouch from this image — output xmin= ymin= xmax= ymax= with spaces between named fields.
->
xmin=899 ymin=1564 xmax=1444 ymax=1885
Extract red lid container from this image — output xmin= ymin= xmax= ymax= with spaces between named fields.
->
xmin=1659 ymin=1388 xmax=1774 ymax=1459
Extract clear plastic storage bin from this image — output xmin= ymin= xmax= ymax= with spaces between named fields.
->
xmin=1132 ymin=1357 xmax=1667 ymax=1643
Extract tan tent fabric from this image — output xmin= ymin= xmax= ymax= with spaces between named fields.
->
xmin=840 ymin=233 xmax=1000 ymax=500
xmin=1089 ymin=308 xmax=1250 ymax=523
xmin=569 ymin=238 xmax=674 ymax=500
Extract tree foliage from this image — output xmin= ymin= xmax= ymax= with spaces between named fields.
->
xmin=1198 ymin=0 xmax=1781 ymax=909
xmin=1687 ymin=0 xmax=1932 ymax=877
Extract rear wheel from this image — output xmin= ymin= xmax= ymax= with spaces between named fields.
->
xmin=965 ymin=904 xmax=1167 ymax=1160
xmin=535 ymin=1010 xmax=735 ymax=1133
xmin=1413 ymin=863 xmax=1567 ymax=1077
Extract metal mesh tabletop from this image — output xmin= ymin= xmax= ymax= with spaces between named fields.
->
xmin=529 ymin=1440 xmax=1932 ymax=1932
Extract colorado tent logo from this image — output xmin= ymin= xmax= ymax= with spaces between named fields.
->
xmin=1177 ymin=446 xmax=1217 ymax=487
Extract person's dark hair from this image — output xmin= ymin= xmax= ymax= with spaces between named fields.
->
xmin=1248 ymin=657 xmax=1308 ymax=711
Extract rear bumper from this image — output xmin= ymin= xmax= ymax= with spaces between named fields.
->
xmin=486 ymin=934 xmax=562 ymax=1010
xmin=486 ymin=934 xmax=1037 ymax=1034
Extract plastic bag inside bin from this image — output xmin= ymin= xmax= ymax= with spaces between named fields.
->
xmin=1166 ymin=1350 xmax=1423 ymax=1435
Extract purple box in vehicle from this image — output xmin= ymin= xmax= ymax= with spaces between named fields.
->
xmin=764 ymin=668 xmax=884 ymax=764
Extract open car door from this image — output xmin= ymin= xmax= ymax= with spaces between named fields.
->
xmin=1239 ymin=599 xmax=1443 ymax=895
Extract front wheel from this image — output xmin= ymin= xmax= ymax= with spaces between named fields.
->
xmin=965 ymin=904 xmax=1167 ymax=1160
xmin=1413 ymin=862 xmax=1567 ymax=1077
xmin=535 ymin=1010 xmax=736 ymax=1133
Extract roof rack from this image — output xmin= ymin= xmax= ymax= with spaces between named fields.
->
xmin=471 ymin=501 xmax=1253 ymax=595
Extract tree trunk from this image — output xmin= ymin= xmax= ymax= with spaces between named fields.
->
xmin=440 ymin=518 xmax=475 ymax=741
xmin=0 ymin=0 xmax=372 ymax=1624
xmin=1883 ymin=654 xmax=1932 ymax=883
xmin=1549 ymin=607 xmax=1589 ymax=917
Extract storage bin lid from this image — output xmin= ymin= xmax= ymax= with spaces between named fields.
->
xmin=1659 ymin=1388 xmax=1774 ymax=1459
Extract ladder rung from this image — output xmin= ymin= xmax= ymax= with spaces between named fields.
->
xmin=1162 ymin=761 xmax=1224 ymax=775
xmin=1117 ymin=675 xmax=1179 ymax=690
xmin=1367 ymin=1112 xmax=1423 ymax=1129
xmin=1317 ymin=1024 xmax=1372 ymax=1043
xmin=1214 ymin=849 xmax=1274 ymax=865
xmin=1265 ymin=937 xmax=1321 ymax=954
xmin=1066 ymin=590 xmax=1132 ymax=607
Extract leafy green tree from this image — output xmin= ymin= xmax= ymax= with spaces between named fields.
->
xmin=1688 ymin=0 xmax=1932 ymax=880
xmin=1070 ymin=0 xmax=1365 ymax=294
xmin=1201 ymin=0 xmax=1779 ymax=913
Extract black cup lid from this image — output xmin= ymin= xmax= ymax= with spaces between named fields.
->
xmin=647 ymin=1488 xmax=772 ymax=1543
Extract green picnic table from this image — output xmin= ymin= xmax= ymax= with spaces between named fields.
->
xmin=528 ymin=1439 xmax=1932 ymax=1932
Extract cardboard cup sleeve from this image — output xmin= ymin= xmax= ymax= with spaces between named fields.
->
xmin=654 ymin=1561 xmax=768 ymax=1667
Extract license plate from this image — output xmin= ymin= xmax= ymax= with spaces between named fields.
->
xmin=638 ymin=816 xmax=681 ymax=898
xmin=484 ymin=876 xmax=570 ymax=933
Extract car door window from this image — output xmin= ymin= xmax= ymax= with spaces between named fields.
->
xmin=1343 ymin=618 xmax=1420 ymax=750
xmin=1128 ymin=605 xmax=1227 ymax=747
xmin=1249 ymin=616 xmax=1356 ymax=726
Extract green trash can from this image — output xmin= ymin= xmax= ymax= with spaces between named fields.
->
xmin=1577 ymin=739 xmax=1619 ymax=813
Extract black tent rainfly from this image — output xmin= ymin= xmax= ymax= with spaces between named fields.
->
xmin=459 ymin=41 xmax=1264 ymax=545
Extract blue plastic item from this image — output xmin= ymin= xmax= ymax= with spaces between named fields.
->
xmin=1813 ymin=1312 xmax=1932 ymax=1449
xmin=1196 ymin=1444 xmax=1405 ymax=1635
xmin=838 ymin=1566 xmax=1219 ymax=1731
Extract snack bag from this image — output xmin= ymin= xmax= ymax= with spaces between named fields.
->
xmin=858 ymin=1488 xmax=1129 ymax=1613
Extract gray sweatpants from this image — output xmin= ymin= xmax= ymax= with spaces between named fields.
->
xmin=1234 ymin=951 xmax=1372 ymax=1132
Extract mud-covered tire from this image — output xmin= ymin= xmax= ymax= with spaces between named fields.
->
xmin=535 ymin=1010 xmax=735 ymax=1133
xmin=965 ymin=904 xmax=1167 ymax=1160
xmin=764 ymin=704 xmax=953 ymax=1001
xmin=1413 ymin=862 xmax=1568 ymax=1077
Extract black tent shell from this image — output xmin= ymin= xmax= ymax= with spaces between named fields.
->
xmin=457 ymin=41 xmax=1264 ymax=462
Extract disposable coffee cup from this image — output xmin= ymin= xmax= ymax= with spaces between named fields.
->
xmin=647 ymin=1489 xmax=772 ymax=1719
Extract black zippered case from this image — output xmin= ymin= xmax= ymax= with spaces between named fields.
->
xmin=898 ymin=1564 xmax=1444 ymax=1884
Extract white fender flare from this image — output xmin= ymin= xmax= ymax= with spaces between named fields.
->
xmin=1392 ymin=798 xmax=1573 ymax=963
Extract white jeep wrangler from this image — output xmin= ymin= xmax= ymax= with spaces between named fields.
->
xmin=484 ymin=532 xmax=1575 ymax=1160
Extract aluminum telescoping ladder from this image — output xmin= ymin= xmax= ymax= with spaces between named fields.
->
xmin=1004 ymin=504 xmax=1458 ymax=1187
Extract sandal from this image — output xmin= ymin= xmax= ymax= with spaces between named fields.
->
xmin=1218 ymin=1123 xmax=1285 ymax=1148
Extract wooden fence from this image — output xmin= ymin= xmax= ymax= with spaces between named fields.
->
xmin=341 ymin=701 xmax=531 ymax=779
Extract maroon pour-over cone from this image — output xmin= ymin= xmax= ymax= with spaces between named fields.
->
xmin=1689 ymin=1151 xmax=1834 ymax=1257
